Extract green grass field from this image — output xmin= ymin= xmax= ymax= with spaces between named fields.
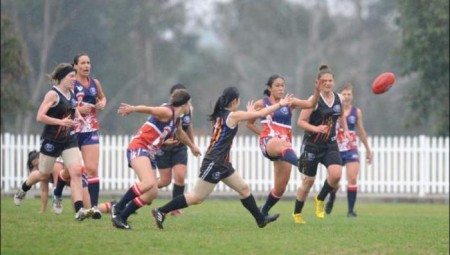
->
xmin=1 ymin=196 xmax=448 ymax=255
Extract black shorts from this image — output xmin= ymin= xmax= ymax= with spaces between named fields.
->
xmin=40 ymin=138 xmax=78 ymax=158
xmin=298 ymin=143 xmax=342 ymax=177
xmin=155 ymin=146 xmax=188 ymax=169
xmin=198 ymin=159 xmax=235 ymax=184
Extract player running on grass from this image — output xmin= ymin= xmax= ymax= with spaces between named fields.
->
xmin=14 ymin=63 xmax=92 ymax=221
xmin=293 ymin=64 xmax=350 ymax=224
xmin=151 ymin=86 xmax=294 ymax=230
xmin=111 ymin=89 xmax=201 ymax=230
xmin=325 ymin=83 xmax=372 ymax=217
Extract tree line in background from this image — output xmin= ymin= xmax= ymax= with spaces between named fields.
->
xmin=1 ymin=0 xmax=448 ymax=136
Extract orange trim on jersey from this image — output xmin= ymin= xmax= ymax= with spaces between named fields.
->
xmin=206 ymin=119 xmax=223 ymax=154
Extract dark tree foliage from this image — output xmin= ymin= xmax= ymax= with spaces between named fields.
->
xmin=1 ymin=16 xmax=29 ymax=132
xmin=396 ymin=0 xmax=449 ymax=135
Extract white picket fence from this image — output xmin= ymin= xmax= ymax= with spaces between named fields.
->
xmin=1 ymin=133 xmax=449 ymax=197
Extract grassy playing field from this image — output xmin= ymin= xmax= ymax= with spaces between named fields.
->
xmin=1 ymin=196 xmax=448 ymax=255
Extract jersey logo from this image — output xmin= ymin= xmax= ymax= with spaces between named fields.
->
xmin=307 ymin=152 xmax=315 ymax=161
xmin=89 ymin=87 xmax=97 ymax=95
xmin=44 ymin=143 xmax=55 ymax=152
xmin=333 ymin=105 xmax=341 ymax=113
xmin=76 ymin=85 xmax=83 ymax=92
xmin=213 ymin=172 xmax=221 ymax=180
xmin=280 ymin=106 xmax=289 ymax=115
xmin=348 ymin=115 xmax=356 ymax=124
xmin=182 ymin=115 xmax=191 ymax=124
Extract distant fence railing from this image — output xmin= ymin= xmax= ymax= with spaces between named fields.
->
xmin=1 ymin=133 xmax=449 ymax=197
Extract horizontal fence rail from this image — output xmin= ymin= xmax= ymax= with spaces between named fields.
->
xmin=1 ymin=133 xmax=449 ymax=197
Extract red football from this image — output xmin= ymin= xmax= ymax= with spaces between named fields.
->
xmin=372 ymin=72 xmax=395 ymax=94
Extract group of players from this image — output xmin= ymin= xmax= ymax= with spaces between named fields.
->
xmin=14 ymin=56 xmax=372 ymax=230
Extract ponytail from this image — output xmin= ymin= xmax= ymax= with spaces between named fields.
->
xmin=208 ymin=87 xmax=240 ymax=121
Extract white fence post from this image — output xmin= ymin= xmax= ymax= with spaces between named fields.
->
xmin=419 ymin=135 xmax=430 ymax=197
xmin=1 ymin=133 xmax=449 ymax=197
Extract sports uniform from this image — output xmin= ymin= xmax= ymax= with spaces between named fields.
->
xmin=74 ymin=78 xmax=100 ymax=146
xmin=258 ymin=97 xmax=292 ymax=161
xmin=112 ymin=104 xmax=185 ymax=229
xmin=336 ymin=106 xmax=359 ymax=164
xmin=199 ymin=110 xmax=238 ymax=184
xmin=40 ymin=86 xmax=78 ymax=159
xmin=126 ymin=105 xmax=179 ymax=166
xmin=155 ymin=109 xmax=191 ymax=169
xmin=299 ymin=92 xmax=343 ymax=177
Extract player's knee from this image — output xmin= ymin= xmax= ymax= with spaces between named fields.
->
xmin=158 ymin=178 xmax=171 ymax=188
xmin=302 ymin=177 xmax=315 ymax=189
xmin=38 ymin=172 xmax=51 ymax=181
xmin=84 ymin=164 xmax=98 ymax=177
xmin=238 ymin=184 xmax=251 ymax=197
xmin=190 ymin=193 xmax=206 ymax=205
xmin=272 ymin=187 xmax=286 ymax=197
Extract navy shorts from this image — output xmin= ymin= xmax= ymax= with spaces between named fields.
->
xmin=78 ymin=131 xmax=100 ymax=147
xmin=259 ymin=136 xmax=282 ymax=161
xmin=198 ymin=159 xmax=235 ymax=184
xmin=298 ymin=143 xmax=342 ymax=177
xmin=340 ymin=149 xmax=360 ymax=165
xmin=40 ymin=138 xmax=78 ymax=158
xmin=155 ymin=146 xmax=188 ymax=169
xmin=126 ymin=148 xmax=157 ymax=169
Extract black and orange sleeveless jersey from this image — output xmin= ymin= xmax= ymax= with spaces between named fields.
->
xmin=41 ymin=86 xmax=77 ymax=143
xmin=204 ymin=110 xmax=238 ymax=165
xmin=302 ymin=92 xmax=342 ymax=147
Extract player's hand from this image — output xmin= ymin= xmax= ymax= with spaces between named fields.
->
xmin=366 ymin=150 xmax=373 ymax=165
xmin=95 ymin=99 xmax=106 ymax=110
xmin=60 ymin=116 xmax=77 ymax=127
xmin=190 ymin=145 xmax=202 ymax=157
xmin=279 ymin=94 xmax=294 ymax=107
xmin=315 ymin=78 xmax=326 ymax=92
xmin=117 ymin=103 xmax=134 ymax=116
xmin=315 ymin=124 xmax=328 ymax=134
xmin=246 ymin=100 xmax=256 ymax=112
xmin=163 ymin=138 xmax=179 ymax=145
xmin=78 ymin=104 xmax=93 ymax=115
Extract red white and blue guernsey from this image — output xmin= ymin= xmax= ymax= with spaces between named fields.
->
xmin=128 ymin=106 xmax=179 ymax=156
xmin=74 ymin=78 xmax=99 ymax=133
xmin=336 ymin=106 xmax=358 ymax=152
xmin=259 ymin=97 xmax=292 ymax=142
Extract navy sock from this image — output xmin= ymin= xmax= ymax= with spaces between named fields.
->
xmin=172 ymin=184 xmax=185 ymax=199
xmin=317 ymin=180 xmax=334 ymax=201
xmin=88 ymin=180 xmax=100 ymax=206
xmin=116 ymin=187 xmax=138 ymax=211
xmin=261 ymin=191 xmax=281 ymax=215
xmin=240 ymin=194 xmax=264 ymax=223
xmin=294 ymin=199 xmax=305 ymax=214
xmin=21 ymin=181 xmax=32 ymax=192
xmin=121 ymin=200 xmax=141 ymax=221
xmin=347 ymin=187 xmax=357 ymax=212
xmin=54 ymin=175 xmax=66 ymax=197
xmin=280 ymin=148 xmax=299 ymax=166
xmin=329 ymin=191 xmax=336 ymax=202
xmin=74 ymin=200 xmax=83 ymax=212
xmin=159 ymin=195 xmax=189 ymax=214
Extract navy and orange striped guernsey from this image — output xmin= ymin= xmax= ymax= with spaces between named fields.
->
xmin=302 ymin=92 xmax=342 ymax=147
xmin=204 ymin=110 xmax=238 ymax=165
xmin=41 ymin=86 xmax=77 ymax=142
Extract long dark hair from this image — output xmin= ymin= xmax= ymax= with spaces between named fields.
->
xmin=27 ymin=150 xmax=39 ymax=172
xmin=208 ymin=87 xmax=240 ymax=121
xmin=264 ymin=74 xmax=284 ymax=96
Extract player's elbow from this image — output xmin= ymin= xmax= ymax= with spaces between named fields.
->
xmin=297 ymin=120 xmax=306 ymax=128
xmin=36 ymin=114 xmax=44 ymax=123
